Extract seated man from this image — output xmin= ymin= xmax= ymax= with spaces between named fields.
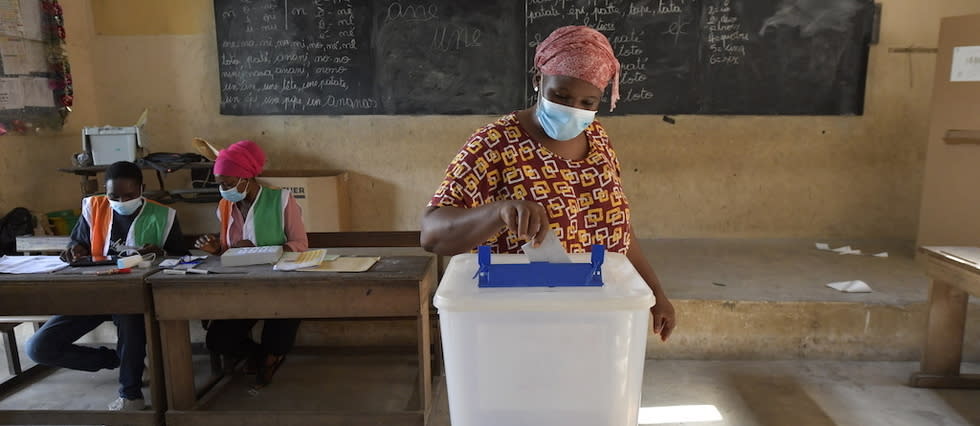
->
xmin=26 ymin=161 xmax=188 ymax=411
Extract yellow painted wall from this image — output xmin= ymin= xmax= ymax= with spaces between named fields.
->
xmin=4 ymin=0 xmax=980 ymax=238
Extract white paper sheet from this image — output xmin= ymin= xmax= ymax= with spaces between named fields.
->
xmin=826 ymin=280 xmax=872 ymax=293
xmin=18 ymin=0 xmax=41 ymax=40
xmin=521 ymin=231 xmax=571 ymax=263
xmin=22 ymin=76 xmax=52 ymax=106
xmin=873 ymin=252 xmax=888 ymax=258
xmin=815 ymin=243 xmax=831 ymax=250
xmin=0 ymin=77 xmax=24 ymax=109
xmin=22 ymin=39 xmax=46 ymax=72
xmin=0 ymin=37 xmax=26 ymax=74
xmin=0 ymin=255 xmax=68 ymax=274
xmin=951 ymin=46 xmax=980 ymax=82
xmin=0 ymin=0 xmax=23 ymax=37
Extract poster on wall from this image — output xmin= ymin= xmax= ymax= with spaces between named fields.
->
xmin=951 ymin=46 xmax=980 ymax=82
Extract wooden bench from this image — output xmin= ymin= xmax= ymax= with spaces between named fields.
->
xmin=14 ymin=236 xmax=71 ymax=255
xmin=0 ymin=316 xmax=51 ymax=394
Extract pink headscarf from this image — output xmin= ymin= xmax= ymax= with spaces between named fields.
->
xmin=214 ymin=140 xmax=266 ymax=178
xmin=534 ymin=26 xmax=621 ymax=111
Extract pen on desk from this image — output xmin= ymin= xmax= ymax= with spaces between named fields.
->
xmin=82 ymin=268 xmax=133 ymax=276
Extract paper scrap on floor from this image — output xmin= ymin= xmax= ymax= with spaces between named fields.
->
xmin=298 ymin=256 xmax=379 ymax=272
xmin=274 ymin=249 xmax=339 ymax=271
xmin=827 ymin=280 xmax=872 ymax=293
xmin=873 ymin=252 xmax=888 ymax=258
xmin=0 ymin=255 xmax=68 ymax=274
xmin=522 ymin=231 xmax=571 ymax=263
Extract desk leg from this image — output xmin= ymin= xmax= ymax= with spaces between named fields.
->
xmin=144 ymin=312 xmax=166 ymax=415
xmin=160 ymin=320 xmax=196 ymax=410
xmin=414 ymin=267 xmax=436 ymax=421
xmin=910 ymin=279 xmax=980 ymax=388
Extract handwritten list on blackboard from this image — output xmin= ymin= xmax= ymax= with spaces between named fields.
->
xmin=215 ymin=0 xmax=525 ymax=115
xmin=215 ymin=0 xmax=874 ymax=116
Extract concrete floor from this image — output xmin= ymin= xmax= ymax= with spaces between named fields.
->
xmin=643 ymin=239 xmax=934 ymax=305
xmin=2 ymin=354 xmax=979 ymax=426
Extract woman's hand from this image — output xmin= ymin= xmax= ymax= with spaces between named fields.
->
xmin=651 ymin=298 xmax=676 ymax=342
xmin=232 ymin=239 xmax=255 ymax=248
xmin=194 ymin=234 xmax=222 ymax=254
xmin=497 ymin=200 xmax=550 ymax=246
xmin=60 ymin=243 xmax=89 ymax=263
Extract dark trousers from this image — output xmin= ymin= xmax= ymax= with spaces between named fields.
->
xmin=205 ymin=319 xmax=301 ymax=357
xmin=25 ymin=314 xmax=146 ymax=399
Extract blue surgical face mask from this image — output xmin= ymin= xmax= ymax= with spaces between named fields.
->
xmin=109 ymin=196 xmax=143 ymax=216
xmin=535 ymin=95 xmax=597 ymax=141
xmin=220 ymin=178 xmax=249 ymax=203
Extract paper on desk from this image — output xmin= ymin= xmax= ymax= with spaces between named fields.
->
xmin=826 ymin=280 xmax=872 ymax=293
xmin=0 ymin=255 xmax=68 ymax=274
xmin=522 ymin=231 xmax=571 ymax=263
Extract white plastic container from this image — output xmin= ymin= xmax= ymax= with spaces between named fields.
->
xmin=434 ymin=251 xmax=655 ymax=426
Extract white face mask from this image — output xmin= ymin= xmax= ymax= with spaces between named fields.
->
xmin=109 ymin=196 xmax=143 ymax=216
xmin=535 ymin=96 xmax=597 ymax=141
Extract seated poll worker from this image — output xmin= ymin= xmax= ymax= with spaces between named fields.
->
xmin=27 ymin=160 xmax=188 ymax=411
xmin=194 ymin=140 xmax=309 ymax=387
xmin=420 ymin=26 xmax=676 ymax=341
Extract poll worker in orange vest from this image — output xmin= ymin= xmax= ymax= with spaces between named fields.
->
xmin=26 ymin=161 xmax=188 ymax=411
xmin=194 ymin=140 xmax=309 ymax=387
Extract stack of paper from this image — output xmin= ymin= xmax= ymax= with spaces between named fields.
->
xmin=274 ymin=249 xmax=337 ymax=271
xmin=0 ymin=255 xmax=68 ymax=274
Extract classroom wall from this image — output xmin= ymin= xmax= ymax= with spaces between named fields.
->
xmin=4 ymin=0 xmax=980 ymax=239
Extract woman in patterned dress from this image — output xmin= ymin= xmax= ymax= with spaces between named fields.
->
xmin=420 ymin=25 xmax=675 ymax=341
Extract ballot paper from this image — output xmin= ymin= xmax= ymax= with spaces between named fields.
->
xmin=0 ymin=255 xmax=68 ymax=274
xmin=521 ymin=231 xmax=571 ymax=263
xmin=826 ymin=280 xmax=873 ymax=293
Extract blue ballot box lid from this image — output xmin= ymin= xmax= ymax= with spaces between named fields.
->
xmin=434 ymin=247 xmax=655 ymax=313
xmin=475 ymin=245 xmax=605 ymax=288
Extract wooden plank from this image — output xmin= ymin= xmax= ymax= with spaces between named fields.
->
xmin=0 ymin=281 xmax=145 ymax=315
xmin=153 ymin=281 xmax=421 ymax=320
xmin=920 ymin=254 xmax=980 ymax=296
xmin=2 ymin=328 xmax=21 ymax=375
xmin=944 ymin=129 xmax=980 ymax=145
xmin=166 ymin=411 xmax=424 ymax=426
xmin=0 ymin=409 xmax=158 ymax=425
xmin=919 ymin=280 xmax=970 ymax=376
xmin=14 ymin=236 xmax=71 ymax=253
xmin=160 ymin=320 xmax=196 ymax=411
xmin=144 ymin=309 xmax=167 ymax=414
xmin=909 ymin=373 xmax=980 ymax=389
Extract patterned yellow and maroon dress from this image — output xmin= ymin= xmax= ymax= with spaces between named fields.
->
xmin=429 ymin=113 xmax=631 ymax=254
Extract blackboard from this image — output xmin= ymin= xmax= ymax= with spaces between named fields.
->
xmin=215 ymin=0 xmax=874 ymax=116
xmin=214 ymin=0 xmax=525 ymax=115
xmin=526 ymin=0 xmax=875 ymax=115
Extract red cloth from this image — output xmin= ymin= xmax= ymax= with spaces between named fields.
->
xmin=429 ymin=113 xmax=631 ymax=254
xmin=534 ymin=26 xmax=621 ymax=111
xmin=214 ymin=140 xmax=266 ymax=178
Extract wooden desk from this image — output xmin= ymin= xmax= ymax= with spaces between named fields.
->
xmin=149 ymin=256 xmax=437 ymax=426
xmin=910 ymin=247 xmax=980 ymax=388
xmin=0 ymin=266 xmax=166 ymax=425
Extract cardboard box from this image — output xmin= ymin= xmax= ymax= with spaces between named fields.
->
xmin=257 ymin=170 xmax=351 ymax=232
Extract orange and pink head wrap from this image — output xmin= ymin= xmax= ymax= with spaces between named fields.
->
xmin=214 ymin=140 xmax=266 ymax=179
xmin=534 ymin=26 xmax=621 ymax=111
